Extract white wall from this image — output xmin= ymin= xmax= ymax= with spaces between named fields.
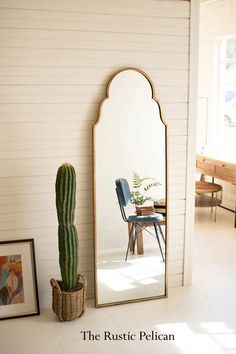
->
xmin=198 ymin=0 xmax=236 ymax=209
xmin=0 ymin=0 xmax=191 ymax=307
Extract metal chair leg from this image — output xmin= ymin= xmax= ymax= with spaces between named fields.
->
xmin=211 ymin=176 xmax=215 ymax=214
xmin=214 ymin=191 xmax=218 ymax=222
xmin=133 ymin=223 xmax=137 ymax=254
xmin=211 ymin=192 xmax=214 ymax=213
xmin=125 ymin=223 xmax=135 ymax=261
xmin=157 ymin=221 xmax=165 ymax=243
xmin=153 ymin=223 xmax=164 ymax=262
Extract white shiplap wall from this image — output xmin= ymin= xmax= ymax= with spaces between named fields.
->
xmin=0 ymin=0 xmax=190 ymax=307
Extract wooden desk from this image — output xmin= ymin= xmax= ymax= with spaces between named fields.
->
xmin=196 ymin=153 xmax=236 ymax=226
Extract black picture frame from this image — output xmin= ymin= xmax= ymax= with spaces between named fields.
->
xmin=0 ymin=239 xmax=40 ymax=320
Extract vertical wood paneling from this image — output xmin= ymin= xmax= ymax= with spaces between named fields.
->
xmin=0 ymin=0 xmax=190 ymax=307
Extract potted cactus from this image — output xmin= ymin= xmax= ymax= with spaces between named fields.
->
xmin=50 ymin=163 xmax=86 ymax=321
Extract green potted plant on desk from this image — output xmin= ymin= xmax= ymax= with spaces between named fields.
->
xmin=50 ymin=163 xmax=87 ymax=321
xmin=131 ymin=171 xmax=161 ymax=215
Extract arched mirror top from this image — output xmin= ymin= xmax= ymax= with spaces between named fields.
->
xmin=94 ymin=68 xmax=167 ymax=128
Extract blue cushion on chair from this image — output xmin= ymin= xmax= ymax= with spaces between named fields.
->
xmin=128 ymin=213 xmax=163 ymax=223
xmin=115 ymin=178 xmax=131 ymax=207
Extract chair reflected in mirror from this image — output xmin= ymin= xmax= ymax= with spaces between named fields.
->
xmin=115 ymin=178 xmax=165 ymax=262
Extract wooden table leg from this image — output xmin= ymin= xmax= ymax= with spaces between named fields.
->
xmin=128 ymin=223 xmax=134 ymax=253
xmin=128 ymin=223 xmax=143 ymax=255
xmin=136 ymin=224 xmax=143 ymax=255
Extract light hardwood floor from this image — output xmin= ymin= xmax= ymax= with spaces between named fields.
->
xmin=1 ymin=207 xmax=236 ymax=354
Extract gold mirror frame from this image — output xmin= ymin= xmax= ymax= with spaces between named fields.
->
xmin=93 ymin=67 xmax=168 ymax=308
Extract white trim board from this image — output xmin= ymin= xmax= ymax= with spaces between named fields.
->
xmin=183 ymin=0 xmax=200 ymax=285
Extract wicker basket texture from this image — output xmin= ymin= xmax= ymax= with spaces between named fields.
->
xmin=50 ymin=274 xmax=87 ymax=321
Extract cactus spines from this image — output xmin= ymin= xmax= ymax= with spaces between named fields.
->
xmin=56 ymin=163 xmax=78 ymax=291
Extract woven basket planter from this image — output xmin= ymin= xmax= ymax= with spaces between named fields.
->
xmin=50 ymin=274 xmax=87 ymax=321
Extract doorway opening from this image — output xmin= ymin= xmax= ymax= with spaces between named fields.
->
xmin=193 ymin=0 xmax=236 ymax=296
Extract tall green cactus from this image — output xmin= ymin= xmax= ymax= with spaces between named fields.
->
xmin=56 ymin=163 xmax=78 ymax=291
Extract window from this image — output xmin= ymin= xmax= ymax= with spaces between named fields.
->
xmin=215 ymin=37 xmax=236 ymax=151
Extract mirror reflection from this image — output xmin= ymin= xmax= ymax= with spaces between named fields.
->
xmin=93 ymin=68 xmax=167 ymax=306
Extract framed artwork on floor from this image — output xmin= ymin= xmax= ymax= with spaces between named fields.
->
xmin=0 ymin=239 xmax=40 ymax=320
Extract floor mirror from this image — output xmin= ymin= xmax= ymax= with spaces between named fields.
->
xmin=93 ymin=68 xmax=168 ymax=307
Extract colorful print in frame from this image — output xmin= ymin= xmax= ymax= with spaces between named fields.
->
xmin=0 ymin=254 xmax=24 ymax=306
xmin=0 ymin=239 xmax=39 ymax=320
